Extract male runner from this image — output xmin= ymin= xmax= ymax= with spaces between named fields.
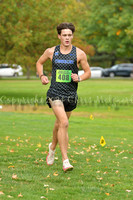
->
xmin=36 ymin=22 xmax=91 ymax=172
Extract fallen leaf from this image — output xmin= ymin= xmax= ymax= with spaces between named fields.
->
xmin=44 ymin=184 xmax=49 ymax=187
xmin=7 ymin=195 xmax=13 ymax=198
xmin=105 ymin=193 xmax=110 ymax=196
xmin=90 ymin=114 xmax=94 ymax=120
xmin=97 ymin=177 xmax=103 ymax=181
xmin=110 ymin=149 xmax=115 ymax=152
xmin=80 ymin=137 xmax=86 ymax=140
xmin=0 ymin=191 xmax=4 ymax=195
xmin=47 ymin=174 xmax=50 ymax=178
xmin=10 ymin=149 xmax=14 ymax=153
xmin=5 ymin=136 xmax=10 ymax=141
xmin=126 ymin=190 xmax=131 ymax=193
xmin=86 ymin=158 xmax=90 ymax=162
xmin=91 ymin=144 xmax=97 ymax=149
xmin=111 ymin=184 xmax=115 ymax=187
xmin=72 ymin=141 xmax=77 ymax=144
xmin=119 ymin=150 xmax=124 ymax=154
xmin=39 ymin=159 xmax=43 ymax=162
xmin=96 ymin=171 xmax=100 ymax=173
xmin=53 ymin=172 xmax=58 ymax=176
xmin=8 ymin=166 xmax=15 ymax=168
xmin=72 ymin=160 xmax=77 ymax=163
xmin=73 ymin=151 xmax=79 ymax=155
xmin=97 ymin=159 xmax=101 ymax=163
xmin=37 ymin=143 xmax=41 ymax=148
xmin=49 ymin=188 xmax=55 ymax=191
xmin=86 ymin=147 xmax=91 ymax=152
xmin=122 ymin=157 xmax=128 ymax=159
xmin=12 ymin=174 xmax=18 ymax=180
xmin=34 ymin=161 xmax=39 ymax=164
xmin=18 ymin=193 xmax=23 ymax=197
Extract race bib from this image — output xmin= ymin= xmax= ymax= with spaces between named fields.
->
xmin=56 ymin=70 xmax=72 ymax=82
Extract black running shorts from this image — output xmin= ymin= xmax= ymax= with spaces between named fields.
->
xmin=46 ymin=95 xmax=78 ymax=112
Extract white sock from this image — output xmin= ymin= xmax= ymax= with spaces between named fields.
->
xmin=49 ymin=143 xmax=55 ymax=153
xmin=63 ymin=159 xmax=69 ymax=165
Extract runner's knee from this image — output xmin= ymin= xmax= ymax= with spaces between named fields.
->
xmin=59 ymin=120 xmax=69 ymax=129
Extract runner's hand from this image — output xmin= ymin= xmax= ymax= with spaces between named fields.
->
xmin=71 ymin=73 xmax=79 ymax=83
xmin=41 ymin=75 xmax=49 ymax=85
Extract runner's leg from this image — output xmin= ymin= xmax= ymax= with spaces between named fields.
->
xmin=50 ymin=100 xmax=71 ymax=161
xmin=64 ymin=111 xmax=71 ymax=153
xmin=51 ymin=112 xmax=71 ymax=151
xmin=50 ymin=119 xmax=58 ymax=151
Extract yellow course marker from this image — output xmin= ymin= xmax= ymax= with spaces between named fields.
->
xmin=100 ymin=136 xmax=106 ymax=147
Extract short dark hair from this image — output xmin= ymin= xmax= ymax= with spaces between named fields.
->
xmin=57 ymin=22 xmax=75 ymax=35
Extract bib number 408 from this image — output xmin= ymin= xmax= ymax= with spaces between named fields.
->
xmin=56 ymin=70 xmax=72 ymax=82
xmin=58 ymin=74 xmax=70 ymax=81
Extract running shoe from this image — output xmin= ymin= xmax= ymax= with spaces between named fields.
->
xmin=63 ymin=159 xmax=73 ymax=172
xmin=46 ymin=143 xmax=55 ymax=165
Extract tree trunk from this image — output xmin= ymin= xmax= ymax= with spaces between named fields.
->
xmin=129 ymin=58 xmax=133 ymax=63
xmin=111 ymin=59 xmax=116 ymax=66
xmin=26 ymin=65 xmax=30 ymax=79
xmin=110 ymin=54 xmax=117 ymax=66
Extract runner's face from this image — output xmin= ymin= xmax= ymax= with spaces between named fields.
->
xmin=58 ymin=29 xmax=73 ymax=47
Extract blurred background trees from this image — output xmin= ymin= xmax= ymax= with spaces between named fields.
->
xmin=0 ymin=0 xmax=133 ymax=77
xmin=81 ymin=0 xmax=133 ymax=67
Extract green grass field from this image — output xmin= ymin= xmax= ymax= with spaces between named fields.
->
xmin=0 ymin=79 xmax=133 ymax=105
xmin=0 ymin=79 xmax=133 ymax=199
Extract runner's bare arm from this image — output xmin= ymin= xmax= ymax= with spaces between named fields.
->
xmin=36 ymin=47 xmax=54 ymax=85
xmin=71 ymin=49 xmax=91 ymax=82
xmin=78 ymin=50 xmax=91 ymax=81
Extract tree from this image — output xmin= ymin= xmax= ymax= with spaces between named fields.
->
xmin=0 ymin=0 xmax=86 ymax=78
xmin=81 ymin=0 xmax=133 ymax=65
